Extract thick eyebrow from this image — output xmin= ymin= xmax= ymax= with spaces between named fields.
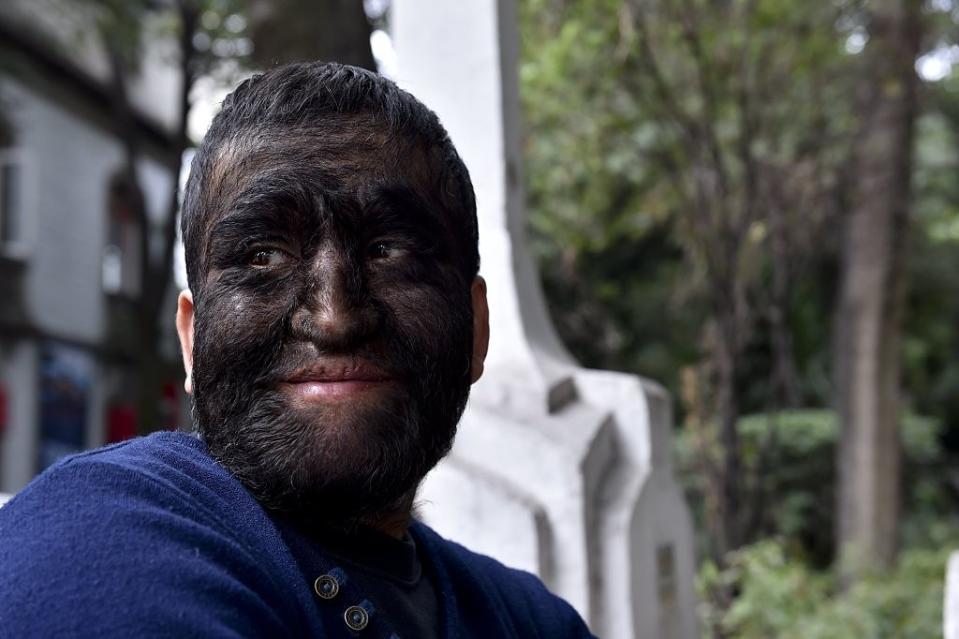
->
xmin=362 ymin=183 xmax=446 ymax=240
xmin=209 ymin=177 xmax=314 ymax=242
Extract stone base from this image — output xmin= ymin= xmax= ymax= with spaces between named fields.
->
xmin=419 ymin=367 xmax=699 ymax=639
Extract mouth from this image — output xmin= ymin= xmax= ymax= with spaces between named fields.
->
xmin=278 ymin=357 xmax=396 ymax=402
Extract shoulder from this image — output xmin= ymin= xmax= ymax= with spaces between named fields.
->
xmin=2 ymin=432 xmax=217 ymax=528
xmin=0 ymin=432 xmax=305 ymax=637
xmin=2 ymin=432 xmax=257 ymax=539
xmin=8 ymin=430 xmax=217 ymax=495
xmin=411 ymin=522 xmax=596 ymax=638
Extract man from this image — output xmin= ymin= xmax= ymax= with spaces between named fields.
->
xmin=0 ymin=62 xmax=595 ymax=638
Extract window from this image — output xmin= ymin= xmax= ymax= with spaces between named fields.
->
xmin=102 ymin=174 xmax=142 ymax=296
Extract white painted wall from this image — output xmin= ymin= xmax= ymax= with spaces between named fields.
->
xmin=0 ymin=73 xmax=177 ymax=491
xmin=1 ymin=77 xmax=174 ymax=344
xmin=946 ymin=552 xmax=959 ymax=639
xmin=0 ymin=341 xmax=38 ymax=493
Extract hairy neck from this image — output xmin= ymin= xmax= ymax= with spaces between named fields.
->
xmin=362 ymin=488 xmax=417 ymax=539
xmin=280 ymin=487 xmax=418 ymax=541
xmin=364 ymin=509 xmax=412 ymax=539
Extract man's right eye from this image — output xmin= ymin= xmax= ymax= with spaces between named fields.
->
xmin=247 ymin=248 xmax=289 ymax=268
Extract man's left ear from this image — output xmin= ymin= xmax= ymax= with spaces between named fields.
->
xmin=470 ymin=276 xmax=490 ymax=384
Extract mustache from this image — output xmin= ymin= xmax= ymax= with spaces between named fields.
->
xmin=195 ymin=293 xmax=437 ymax=399
xmin=253 ymin=340 xmax=411 ymax=388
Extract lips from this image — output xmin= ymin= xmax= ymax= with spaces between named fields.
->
xmin=278 ymin=357 xmax=396 ymax=401
xmin=285 ymin=358 xmax=392 ymax=383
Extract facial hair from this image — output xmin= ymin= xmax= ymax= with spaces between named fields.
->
xmin=190 ymin=280 xmax=474 ymax=531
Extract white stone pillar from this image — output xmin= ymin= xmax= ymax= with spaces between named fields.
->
xmin=1 ymin=340 xmax=38 ymax=493
xmin=393 ymin=2 xmax=698 ymax=637
xmin=945 ymin=552 xmax=959 ymax=639
xmin=392 ymin=0 xmax=574 ymax=415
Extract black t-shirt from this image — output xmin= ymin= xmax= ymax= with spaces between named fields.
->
xmin=273 ymin=516 xmax=440 ymax=639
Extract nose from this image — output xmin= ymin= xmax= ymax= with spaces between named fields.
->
xmin=291 ymin=245 xmax=378 ymax=350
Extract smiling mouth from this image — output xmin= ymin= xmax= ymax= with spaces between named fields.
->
xmin=278 ymin=358 xmax=395 ymax=401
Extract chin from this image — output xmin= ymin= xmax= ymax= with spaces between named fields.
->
xmin=195 ymin=384 xmax=457 ymax=528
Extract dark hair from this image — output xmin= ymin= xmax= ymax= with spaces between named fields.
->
xmin=180 ymin=61 xmax=478 ymax=290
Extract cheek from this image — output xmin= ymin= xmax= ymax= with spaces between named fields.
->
xmin=378 ymin=278 xmax=472 ymax=351
xmin=195 ymin=279 xmax=297 ymax=359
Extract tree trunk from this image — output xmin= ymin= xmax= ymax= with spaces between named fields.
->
xmin=768 ymin=196 xmax=802 ymax=409
xmin=135 ymin=0 xmax=197 ymax=435
xmin=695 ymin=272 xmax=746 ymax=561
xmin=715 ymin=307 xmax=742 ymax=555
xmin=834 ymin=0 xmax=920 ymax=579
xmin=247 ymin=0 xmax=376 ymax=70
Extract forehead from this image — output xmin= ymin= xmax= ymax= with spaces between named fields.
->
xmin=214 ymin=126 xmax=433 ymax=199
xmin=197 ymin=125 xmax=451 ymax=246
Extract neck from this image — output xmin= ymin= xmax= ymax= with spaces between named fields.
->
xmin=362 ymin=490 xmax=417 ymax=539
xmin=365 ymin=509 xmax=412 ymax=539
xmin=275 ymin=489 xmax=418 ymax=540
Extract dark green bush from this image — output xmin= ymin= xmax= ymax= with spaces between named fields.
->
xmin=677 ymin=409 xmax=954 ymax=565
xmin=697 ymin=524 xmax=959 ymax=638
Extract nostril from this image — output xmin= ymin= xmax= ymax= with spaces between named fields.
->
xmin=291 ymin=295 xmax=380 ymax=352
xmin=314 ymin=310 xmax=354 ymax=337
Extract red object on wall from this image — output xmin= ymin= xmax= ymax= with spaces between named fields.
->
xmin=107 ymin=404 xmax=137 ymax=443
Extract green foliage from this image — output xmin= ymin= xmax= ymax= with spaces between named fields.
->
xmin=519 ymin=0 xmax=858 ymax=412
xmin=69 ymin=0 xmax=251 ymax=81
xmin=907 ymin=97 xmax=959 ymax=451
xmin=677 ymin=410 xmax=954 ymax=564
xmin=520 ymin=0 xmax=959 ymax=426
xmin=687 ymin=409 xmax=956 ymax=637
xmin=519 ymin=0 xmax=959 ymax=633
xmin=698 ymin=527 xmax=959 ymax=638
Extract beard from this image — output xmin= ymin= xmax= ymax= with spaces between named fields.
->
xmin=189 ymin=286 xmax=474 ymax=531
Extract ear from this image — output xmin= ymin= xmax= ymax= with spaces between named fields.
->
xmin=470 ymin=276 xmax=490 ymax=384
xmin=175 ymin=289 xmax=196 ymax=395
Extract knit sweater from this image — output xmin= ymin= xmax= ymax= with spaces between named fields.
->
xmin=0 ymin=432 xmax=595 ymax=638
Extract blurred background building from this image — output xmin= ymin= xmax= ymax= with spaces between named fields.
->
xmin=0 ymin=1 xmax=184 ymax=491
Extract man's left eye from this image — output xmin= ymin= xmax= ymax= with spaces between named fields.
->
xmin=247 ymin=248 xmax=290 ymax=268
xmin=367 ymin=241 xmax=406 ymax=260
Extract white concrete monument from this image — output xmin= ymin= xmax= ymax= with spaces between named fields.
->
xmin=392 ymin=1 xmax=699 ymax=637
xmin=945 ymin=552 xmax=959 ymax=639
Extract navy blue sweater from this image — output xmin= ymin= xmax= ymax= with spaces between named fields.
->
xmin=0 ymin=432 xmax=595 ymax=638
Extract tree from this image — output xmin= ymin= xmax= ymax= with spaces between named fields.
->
xmin=247 ymin=0 xmax=376 ymax=70
xmin=521 ymin=0 xmax=853 ymax=560
xmin=90 ymin=0 xmax=247 ymax=433
xmin=833 ymin=0 xmax=922 ymax=579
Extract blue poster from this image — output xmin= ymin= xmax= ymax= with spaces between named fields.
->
xmin=37 ymin=342 xmax=93 ymax=471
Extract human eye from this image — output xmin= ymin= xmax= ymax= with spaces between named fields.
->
xmin=366 ymin=240 xmax=409 ymax=261
xmin=246 ymin=247 xmax=293 ymax=269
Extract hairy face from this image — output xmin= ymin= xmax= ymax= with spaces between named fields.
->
xmin=189 ymin=130 xmax=474 ymax=528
